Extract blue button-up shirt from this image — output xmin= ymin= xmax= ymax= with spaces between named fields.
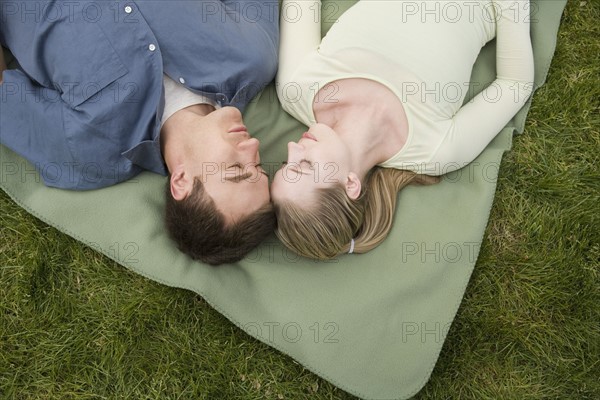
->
xmin=0 ymin=0 xmax=278 ymax=189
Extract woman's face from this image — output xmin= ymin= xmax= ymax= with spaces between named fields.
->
xmin=271 ymin=123 xmax=353 ymax=204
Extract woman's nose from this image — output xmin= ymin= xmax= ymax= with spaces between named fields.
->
xmin=287 ymin=141 xmax=304 ymax=161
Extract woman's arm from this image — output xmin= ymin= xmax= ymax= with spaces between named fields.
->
xmin=276 ymin=0 xmax=322 ymax=99
xmin=441 ymin=0 xmax=535 ymax=168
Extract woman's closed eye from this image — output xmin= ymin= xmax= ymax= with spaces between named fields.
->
xmin=281 ymin=160 xmax=313 ymax=168
xmin=281 ymin=159 xmax=314 ymax=176
xmin=300 ymin=159 xmax=314 ymax=168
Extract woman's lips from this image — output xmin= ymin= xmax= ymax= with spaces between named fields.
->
xmin=301 ymin=132 xmax=317 ymax=141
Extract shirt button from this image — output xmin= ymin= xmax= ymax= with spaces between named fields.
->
xmin=179 ymin=77 xmax=186 ymax=84
xmin=124 ymin=5 xmax=133 ymax=13
xmin=148 ymin=44 xmax=156 ymax=52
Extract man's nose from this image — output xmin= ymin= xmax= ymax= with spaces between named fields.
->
xmin=238 ymin=138 xmax=260 ymax=160
xmin=223 ymin=106 xmax=243 ymax=121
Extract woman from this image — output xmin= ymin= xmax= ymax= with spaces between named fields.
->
xmin=272 ymin=0 xmax=534 ymax=259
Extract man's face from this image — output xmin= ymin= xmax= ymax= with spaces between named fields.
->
xmin=187 ymin=107 xmax=270 ymax=222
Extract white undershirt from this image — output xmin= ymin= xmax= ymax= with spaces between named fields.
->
xmin=161 ymin=74 xmax=220 ymax=128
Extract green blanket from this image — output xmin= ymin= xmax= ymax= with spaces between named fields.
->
xmin=0 ymin=1 xmax=567 ymax=398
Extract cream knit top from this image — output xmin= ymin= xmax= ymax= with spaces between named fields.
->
xmin=276 ymin=0 xmax=534 ymax=175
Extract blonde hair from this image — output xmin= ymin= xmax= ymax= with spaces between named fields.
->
xmin=274 ymin=167 xmax=440 ymax=260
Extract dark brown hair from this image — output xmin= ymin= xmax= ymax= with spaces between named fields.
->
xmin=165 ymin=177 xmax=275 ymax=265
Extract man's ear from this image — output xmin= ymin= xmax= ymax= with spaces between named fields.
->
xmin=345 ymin=172 xmax=362 ymax=200
xmin=170 ymin=166 xmax=192 ymax=201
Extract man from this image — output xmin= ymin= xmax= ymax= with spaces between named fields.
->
xmin=0 ymin=0 xmax=279 ymax=265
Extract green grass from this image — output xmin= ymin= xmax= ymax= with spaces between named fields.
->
xmin=1 ymin=1 xmax=599 ymax=399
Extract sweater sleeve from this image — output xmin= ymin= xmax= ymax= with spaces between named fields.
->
xmin=276 ymin=0 xmax=322 ymax=108
xmin=437 ymin=0 xmax=535 ymax=170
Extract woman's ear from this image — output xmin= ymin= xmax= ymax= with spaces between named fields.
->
xmin=345 ymin=172 xmax=362 ymax=200
xmin=170 ymin=166 xmax=192 ymax=200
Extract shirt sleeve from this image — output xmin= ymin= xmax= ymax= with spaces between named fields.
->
xmin=0 ymin=69 xmax=76 ymax=188
xmin=0 ymin=69 xmax=140 ymax=190
xmin=437 ymin=0 xmax=535 ymax=170
xmin=276 ymin=0 xmax=322 ymax=105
